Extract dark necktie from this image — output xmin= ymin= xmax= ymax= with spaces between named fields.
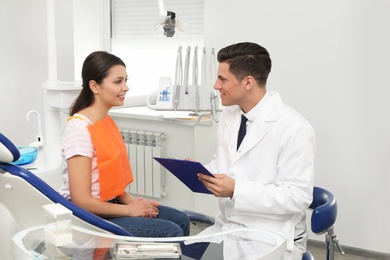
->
xmin=237 ymin=115 xmax=248 ymax=150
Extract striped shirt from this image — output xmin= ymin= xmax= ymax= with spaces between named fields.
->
xmin=58 ymin=114 xmax=101 ymax=199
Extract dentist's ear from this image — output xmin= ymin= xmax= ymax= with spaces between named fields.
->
xmin=243 ymin=76 xmax=256 ymax=91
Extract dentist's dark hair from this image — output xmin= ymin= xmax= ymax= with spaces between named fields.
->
xmin=217 ymin=42 xmax=271 ymax=87
xmin=70 ymin=51 xmax=126 ymax=116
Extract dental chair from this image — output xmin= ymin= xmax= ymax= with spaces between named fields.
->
xmin=302 ymin=186 xmax=344 ymax=260
xmin=0 ymin=133 xmax=213 ymax=259
xmin=0 ymin=133 xmax=134 ymax=259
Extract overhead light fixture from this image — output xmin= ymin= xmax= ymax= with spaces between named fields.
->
xmin=154 ymin=0 xmax=188 ymax=37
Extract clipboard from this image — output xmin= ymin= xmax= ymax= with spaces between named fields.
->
xmin=153 ymin=157 xmax=214 ymax=194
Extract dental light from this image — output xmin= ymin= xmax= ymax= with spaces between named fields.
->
xmin=154 ymin=0 xmax=188 ymax=37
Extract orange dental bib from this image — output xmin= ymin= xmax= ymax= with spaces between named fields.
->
xmin=87 ymin=116 xmax=133 ymax=201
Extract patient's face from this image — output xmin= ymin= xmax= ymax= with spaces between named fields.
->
xmin=95 ymin=65 xmax=129 ymax=108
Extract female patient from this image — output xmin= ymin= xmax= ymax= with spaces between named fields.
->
xmin=59 ymin=51 xmax=189 ymax=237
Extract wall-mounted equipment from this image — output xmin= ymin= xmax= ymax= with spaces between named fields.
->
xmin=147 ymin=46 xmax=220 ymax=123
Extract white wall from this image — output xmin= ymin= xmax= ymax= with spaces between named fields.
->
xmin=0 ymin=0 xmax=47 ymax=145
xmin=205 ymin=0 xmax=390 ymax=254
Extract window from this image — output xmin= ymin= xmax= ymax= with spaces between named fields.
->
xmin=111 ymin=0 xmax=204 ymax=96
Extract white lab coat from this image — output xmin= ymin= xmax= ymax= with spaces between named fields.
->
xmin=204 ymin=91 xmax=315 ymax=257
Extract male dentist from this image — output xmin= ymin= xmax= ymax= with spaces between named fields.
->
xmin=198 ymin=42 xmax=315 ymax=259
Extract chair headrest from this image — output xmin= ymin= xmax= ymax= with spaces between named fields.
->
xmin=0 ymin=133 xmax=20 ymax=163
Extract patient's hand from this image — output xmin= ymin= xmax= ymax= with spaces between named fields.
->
xmin=126 ymin=198 xmax=160 ymax=218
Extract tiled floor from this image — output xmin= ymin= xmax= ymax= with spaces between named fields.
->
xmin=308 ymin=240 xmax=390 ymax=260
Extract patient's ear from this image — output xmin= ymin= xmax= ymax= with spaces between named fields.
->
xmin=89 ymin=80 xmax=99 ymax=94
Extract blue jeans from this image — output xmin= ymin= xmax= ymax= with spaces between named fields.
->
xmin=105 ymin=205 xmax=190 ymax=237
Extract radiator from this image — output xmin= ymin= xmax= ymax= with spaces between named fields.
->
xmin=121 ymin=129 xmax=166 ymax=198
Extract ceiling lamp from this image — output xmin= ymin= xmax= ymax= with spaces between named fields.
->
xmin=154 ymin=0 xmax=188 ymax=37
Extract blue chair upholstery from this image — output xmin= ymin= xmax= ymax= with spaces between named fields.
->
xmin=310 ymin=187 xmax=337 ymax=234
xmin=303 ymin=186 xmax=343 ymax=260
xmin=180 ymin=209 xmax=214 ymax=225
xmin=0 ymin=162 xmax=133 ymax=236
xmin=302 ymin=250 xmax=315 ymax=260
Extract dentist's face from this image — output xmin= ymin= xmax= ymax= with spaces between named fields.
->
xmin=93 ymin=65 xmax=129 ymax=108
xmin=214 ymin=62 xmax=246 ymax=107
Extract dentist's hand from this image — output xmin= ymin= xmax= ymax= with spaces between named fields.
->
xmin=198 ymin=173 xmax=235 ymax=198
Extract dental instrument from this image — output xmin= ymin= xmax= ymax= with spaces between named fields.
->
xmin=201 ymin=47 xmax=207 ymax=86
xmin=192 ymin=46 xmax=200 ymax=114
xmin=209 ymin=48 xmax=217 ymax=86
xmin=209 ymin=48 xmax=219 ymax=123
xmin=174 ymin=46 xmax=183 ymax=111
xmin=183 ymin=46 xmax=191 ymax=95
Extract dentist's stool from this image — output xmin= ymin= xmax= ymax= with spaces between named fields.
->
xmin=303 ymin=186 xmax=344 ymax=260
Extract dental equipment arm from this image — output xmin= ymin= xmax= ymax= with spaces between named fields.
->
xmin=158 ymin=0 xmax=167 ymax=16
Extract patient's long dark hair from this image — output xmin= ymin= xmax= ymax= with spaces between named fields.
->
xmin=69 ymin=51 xmax=126 ymax=116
